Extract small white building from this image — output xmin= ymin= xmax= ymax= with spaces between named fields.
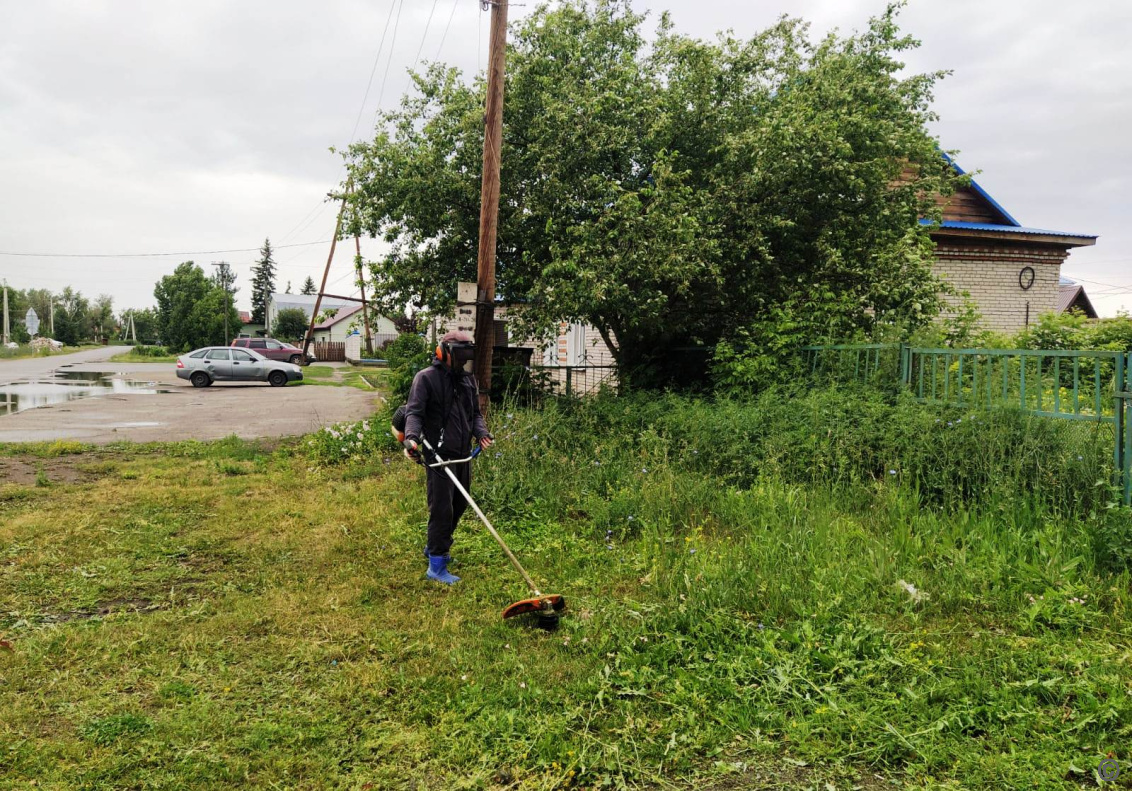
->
xmin=310 ymin=304 xmax=398 ymax=345
xmin=265 ymin=293 xmax=356 ymax=335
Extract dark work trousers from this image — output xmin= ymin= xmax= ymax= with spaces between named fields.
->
xmin=425 ymin=460 xmax=471 ymax=557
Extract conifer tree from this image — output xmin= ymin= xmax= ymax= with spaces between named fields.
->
xmin=250 ymin=238 xmax=277 ymax=325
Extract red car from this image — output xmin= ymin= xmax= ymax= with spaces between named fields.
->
xmin=231 ymin=337 xmax=314 ymax=366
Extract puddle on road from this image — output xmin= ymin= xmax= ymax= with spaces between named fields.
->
xmin=0 ymin=371 xmax=175 ymax=416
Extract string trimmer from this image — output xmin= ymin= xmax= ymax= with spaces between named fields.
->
xmin=391 ymin=406 xmax=566 ymax=630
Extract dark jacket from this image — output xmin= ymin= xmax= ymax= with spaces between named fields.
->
xmin=403 ymin=359 xmax=489 ymax=455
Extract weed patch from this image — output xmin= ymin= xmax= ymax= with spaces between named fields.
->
xmin=1 ymin=390 xmax=1130 ymax=789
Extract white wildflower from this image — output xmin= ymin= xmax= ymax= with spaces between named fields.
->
xmin=897 ymin=579 xmax=928 ymax=603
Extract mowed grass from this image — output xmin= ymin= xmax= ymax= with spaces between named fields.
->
xmin=298 ymin=366 xmax=381 ymax=390
xmin=2 ymin=390 xmax=1131 ymax=789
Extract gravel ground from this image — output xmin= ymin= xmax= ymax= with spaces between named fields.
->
xmin=0 ymin=350 xmax=377 ymax=444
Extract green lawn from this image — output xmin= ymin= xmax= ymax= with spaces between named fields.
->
xmin=298 ymin=366 xmax=380 ymax=390
xmin=2 ymin=390 xmax=1130 ymax=789
xmin=108 ymin=349 xmax=181 ymax=363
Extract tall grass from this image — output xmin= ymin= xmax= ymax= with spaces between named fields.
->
xmin=3 ymin=388 xmax=1131 ymax=788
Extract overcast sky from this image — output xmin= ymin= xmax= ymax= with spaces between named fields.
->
xmin=1 ymin=0 xmax=1129 ymax=316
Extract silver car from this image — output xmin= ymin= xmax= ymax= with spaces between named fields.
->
xmin=175 ymin=346 xmax=304 ymax=388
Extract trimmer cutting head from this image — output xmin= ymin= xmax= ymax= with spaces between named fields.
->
xmin=502 ymin=594 xmax=566 ymax=630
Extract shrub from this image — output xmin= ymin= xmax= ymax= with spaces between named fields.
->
xmin=272 ymin=307 xmax=309 ymax=343
xmin=383 ymin=333 xmax=431 ymax=405
xmin=472 ymin=386 xmax=1118 ymax=535
xmin=306 ymin=417 xmax=394 ymax=466
xmin=133 ymin=344 xmax=170 ymax=357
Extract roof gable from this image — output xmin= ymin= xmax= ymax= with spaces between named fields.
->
xmin=313 ymin=304 xmax=363 ymax=330
xmin=1058 ymin=284 xmax=1099 ymax=318
xmin=938 ymin=154 xmax=1020 ymax=226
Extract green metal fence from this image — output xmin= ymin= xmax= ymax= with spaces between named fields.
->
xmin=803 ymin=343 xmax=1132 ymax=505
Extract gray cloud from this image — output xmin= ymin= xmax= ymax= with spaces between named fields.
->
xmin=1 ymin=0 xmax=1128 ymax=314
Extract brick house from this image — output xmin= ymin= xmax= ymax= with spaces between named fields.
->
xmin=926 ymin=158 xmax=1097 ymax=333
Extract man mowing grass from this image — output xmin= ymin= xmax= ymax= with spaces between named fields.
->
xmin=401 ymin=330 xmax=493 ymax=584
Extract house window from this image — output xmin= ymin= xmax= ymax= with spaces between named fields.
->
xmin=567 ymin=323 xmax=586 ymax=366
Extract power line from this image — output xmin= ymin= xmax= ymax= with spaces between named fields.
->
xmin=434 ymin=0 xmax=460 ymax=61
xmin=411 ymin=0 xmax=443 ymax=75
xmin=1064 ymin=275 xmax=1132 ymax=292
xmin=0 ymin=240 xmax=330 ymax=259
xmin=373 ymin=0 xmax=406 ymax=127
xmin=276 ymin=197 xmax=333 ymax=246
xmin=349 ymin=0 xmax=401 ymax=144
xmin=279 ymin=0 xmax=401 ymax=249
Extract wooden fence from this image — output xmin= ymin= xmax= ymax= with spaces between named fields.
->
xmin=313 ymin=341 xmax=345 ymax=362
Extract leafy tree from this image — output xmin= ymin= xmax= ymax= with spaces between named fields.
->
xmin=154 ymin=262 xmax=240 ymax=352
xmin=87 ymin=294 xmax=115 ymax=340
xmin=1 ymin=284 xmax=62 ymax=338
xmin=250 ymin=240 xmax=276 ymax=325
xmin=53 ymin=287 xmax=92 ymax=345
xmin=211 ymin=262 xmax=238 ymax=297
xmin=300 ymin=276 xmax=317 ymax=295
xmin=343 ymin=0 xmax=959 ymax=386
xmin=118 ymin=308 xmax=161 ymax=344
xmin=273 ymin=307 xmax=309 ymax=342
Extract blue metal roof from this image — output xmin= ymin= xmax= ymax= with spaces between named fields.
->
xmin=920 ymin=219 xmax=1097 ymax=239
xmin=941 ymin=152 xmax=1022 ymax=227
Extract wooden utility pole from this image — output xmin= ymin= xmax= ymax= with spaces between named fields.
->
xmin=355 ymin=235 xmax=373 ymax=356
xmin=2 ymin=288 xmax=9 ymax=345
xmin=473 ymin=0 xmax=508 ymax=413
xmin=211 ymin=262 xmax=232 ymax=345
xmin=302 ymin=190 xmax=350 ymax=357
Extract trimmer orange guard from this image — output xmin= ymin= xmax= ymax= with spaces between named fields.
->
xmin=502 ymin=594 xmax=566 ymax=620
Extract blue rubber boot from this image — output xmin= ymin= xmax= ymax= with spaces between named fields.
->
xmin=427 ymin=554 xmax=460 ymax=585
xmin=423 ymin=546 xmax=455 ymax=566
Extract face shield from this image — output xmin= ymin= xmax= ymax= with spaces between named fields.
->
xmin=446 ymin=341 xmax=475 ymax=375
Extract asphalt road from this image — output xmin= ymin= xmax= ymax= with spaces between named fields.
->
xmin=0 ymin=347 xmax=378 ymax=444
xmin=0 ymin=345 xmax=132 ymax=385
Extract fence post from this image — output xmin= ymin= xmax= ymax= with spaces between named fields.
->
xmin=1116 ymin=353 xmax=1125 ymax=500
xmin=565 ymin=367 xmax=572 ymax=397
xmin=1124 ymin=352 xmax=1131 ymax=506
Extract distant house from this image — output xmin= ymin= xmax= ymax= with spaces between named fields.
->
xmin=927 ymin=157 xmax=1097 ymax=333
xmin=236 ymin=310 xmax=266 ymax=338
xmin=432 ymin=283 xmax=619 ymax=395
xmin=265 ymin=293 xmax=356 ymax=334
xmin=310 ymin=303 xmax=398 ymax=346
xmin=1057 ymin=279 xmax=1099 ymax=319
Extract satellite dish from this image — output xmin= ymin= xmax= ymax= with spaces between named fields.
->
xmin=25 ymin=308 xmax=39 ymax=337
